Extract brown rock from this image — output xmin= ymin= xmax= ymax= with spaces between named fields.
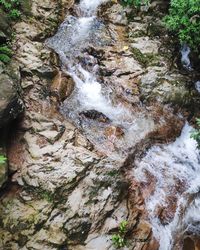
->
xmin=133 ymin=220 xmax=152 ymax=241
xmin=144 ymin=237 xmax=159 ymax=250
xmin=104 ymin=126 xmax=124 ymax=138
xmin=79 ymin=110 xmax=110 ymax=123
xmin=50 ymin=70 xmax=74 ymax=103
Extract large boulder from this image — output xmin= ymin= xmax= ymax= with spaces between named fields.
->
xmin=0 ymin=62 xmax=24 ymax=127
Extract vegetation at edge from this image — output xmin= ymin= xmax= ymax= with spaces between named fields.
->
xmin=164 ymin=0 xmax=200 ymax=52
xmin=0 ymin=0 xmax=21 ymax=20
xmin=0 ymin=155 xmax=6 ymax=164
xmin=121 ymin=0 xmax=200 ymax=53
xmin=0 ymin=0 xmax=31 ymax=64
xmin=111 ymin=220 xmax=128 ymax=248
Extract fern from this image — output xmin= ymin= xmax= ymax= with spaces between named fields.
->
xmin=0 ymin=155 xmax=6 ymax=164
xmin=0 ymin=53 xmax=11 ymax=63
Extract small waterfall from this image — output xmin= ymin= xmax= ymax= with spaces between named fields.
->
xmin=195 ymin=81 xmax=200 ymax=93
xmin=67 ymin=65 xmax=128 ymax=120
xmin=46 ymin=0 xmax=138 ymax=158
xmin=46 ymin=0 xmax=200 ymax=246
xmin=46 ymin=0 xmax=118 ymax=119
xmin=134 ymin=123 xmax=200 ymax=250
xmin=80 ymin=0 xmax=108 ymax=16
xmin=181 ymin=44 xmax=193 ymax=71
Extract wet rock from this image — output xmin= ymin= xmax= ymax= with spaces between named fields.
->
xmin=80 ymin=110 xmax=110 ymax=123
xmin=102 ymin=55 xmax=143 ymax=77
xmin=0 ymin=72 xmax=24 ymax=127
xmin=50 ymin=71 xmax=75 ymax=103
xmin=183 ymin=237 xmax=195 ymax=250
xmin=144 ymin=238 xmax=159 ymax=250
xmin=139 ymin=67 xmax=196 ymax=107
xmin=104 ymin=126 xmax=124 ymax=138
xmin=133 ymin=221 xmax=152 ymax=241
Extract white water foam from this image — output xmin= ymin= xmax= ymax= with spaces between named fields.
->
xmin=181 ymin=44 xmax=193 ymax=71
xmin=67 ymin=65 xmax=130 ymax=121
xmin=80 ymin=0 xmax=108 ymax=16
xmin=195 ymin=81 xmax=200 ymax=93
xmin=134 ymin=123 xmax=200 ymax=250
xmin=47 ymin=0 xmax=131 ymax=125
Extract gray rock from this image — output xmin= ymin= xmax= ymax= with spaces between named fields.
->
xmin=0 ymin=72 xmax=24 ymax=127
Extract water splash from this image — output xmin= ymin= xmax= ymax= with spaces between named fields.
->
xmin=195 ymin=81 xmax=200 ymax=93
xmin=67 ymin=65 xmax=129 ymax=120
xmin=134 ymin=123 xmax=200 ymax=250
xmin=181 ymin=44 xmax=193 ymax=71
xmin=80 ymin=0 xmax=108 ymax=16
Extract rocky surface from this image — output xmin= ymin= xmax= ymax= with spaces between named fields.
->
xmin=0 ymin=62 xmax=24 ymax=127
xmin=0 ymin=0 xmax=198 ymax=250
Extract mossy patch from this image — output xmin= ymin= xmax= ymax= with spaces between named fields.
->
xmin=132 ymin=47 xmax=159 ymax=67
xmin=37 ymin=190 xmax=54 ymax=202
xmin=19 ymin=0 xmax=32 ymax=15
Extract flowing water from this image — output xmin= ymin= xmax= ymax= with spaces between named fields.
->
xmin=46 ymin=0 xmax=154 ymax=159
xmin=134 ymin=123 xmax=200 ymax=249
xmin=181 ymin=44 xmax=193 ymax=71
xmin=46 ymin=0 xmax=200 ymax=249
xmin=195 ymin=81 xmax=200 ymax=93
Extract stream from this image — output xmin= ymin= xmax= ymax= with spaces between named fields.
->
xmin=134 ymin=123 xmax=200 ymax=250
xmin=46 ymin=0 xmax=152 ymax=160
xmin=46 ymin=0 xmax=200 ymax=249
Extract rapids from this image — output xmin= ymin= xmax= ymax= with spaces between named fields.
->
xmin=134 ymin=123 xmax=200 ymax=250
xmin=46 ymin=0 xmax=200 ymax=249
xmin=46 ymin=0 xmax=152 ymax=159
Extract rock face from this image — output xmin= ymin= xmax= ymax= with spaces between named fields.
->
xmin=0 ymin=0 xmax=198 ymax=250
xmin=0 ymin=63 xmax=24 ymax=127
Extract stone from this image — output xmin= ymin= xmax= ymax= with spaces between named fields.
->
xmin=80 ymin=110 xmax=110 ymax=123
xmin=103 ymin=4 xmax=128 ymax=25
xmin=50 ymin=71 xmax=75 ymax=102
xmin=139 ymin=67 xmax=196 ymax=106
xmin=131 ymin=37 xmax=160 ymax=54
xmin=133 ymin=221 xmax=152 ymax=241
xmin=104 ymin=126 xmax=124 ymax=139
xmin=0 ymin=73 xmax=24 ymax=127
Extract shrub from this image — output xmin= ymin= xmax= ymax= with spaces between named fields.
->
xmin=164 ymin=0 xmax=200 ymax=52
xmin=111 ymin=220 xmax=128 ymax=248
xmin=0 ymin=45 xmax=12 ymax=63
xmin=0 ymin=0 xmax=21 ymax=20
xmin=0 ymin=155 xmax=6 ymax=164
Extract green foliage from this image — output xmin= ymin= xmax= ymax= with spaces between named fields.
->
xmin=164 ymin=0 xmax=200 ymax=52
xmin=37 ymin=190 xmax=54 ymax=202
xmin=0 ymin=53 xmax=10 ymax=63
xmin=0 ymin=155 xmax=6 ymax=164
xmin=121 ymin=0 xmax=149 ymax=7
xmin=0 ymin=45 xmax=12 ymax=63
xmin=191 ymin=118 xmax=200 ymax=148
xmin=0 ymin=0 xmax=21 ymax=20
xmin=112 ymin=220 xmax=128 ymax=248
xmin=107 ymin=170 xmax=119 ymax=177
xmin=0 ymin=45 xmax=12 ymax=56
